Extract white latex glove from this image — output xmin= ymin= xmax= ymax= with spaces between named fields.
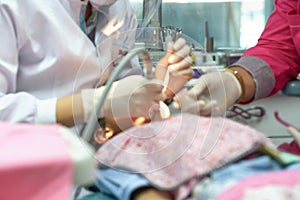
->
xmin=173 ymin=71 xmax=242 ymax=116
xmin=81 ymin=75 xmax=164 ymax=130
xmin=155 ymin=38 xmax=194 ymax=99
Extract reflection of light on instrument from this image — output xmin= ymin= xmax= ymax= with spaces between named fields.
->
xmin=133 ymin=117 xmax=147 ymax=126
xmin=105 ymin=128 xmax=114 ymax=139
xmin=160 ymin=101 xmax=171 ymax=119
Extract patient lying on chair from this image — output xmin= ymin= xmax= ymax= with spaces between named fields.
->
xmin=82 ymin=112 xmax=300 ymax=200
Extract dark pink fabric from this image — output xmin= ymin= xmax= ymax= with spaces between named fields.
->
xmin=278 ymin=140 xmax=300 ymax=156
xmin=243 ymin=0 xmax=300 ymax=95
xmin=96 ymin=114 xmax=272 ymax=190
xmin=0 ymin=122 xmax=73 ymax=200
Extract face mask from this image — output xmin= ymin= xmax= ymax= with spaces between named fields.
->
xmin=89 ymin=0 xmax=117 ymax=8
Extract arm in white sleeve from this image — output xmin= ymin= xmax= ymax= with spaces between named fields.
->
xmin=35 ymin=98 xmax=57 ymax=124
xmin=0 ymin=92 xmax=56 ymax=124
xmin=0 ymin=4 xmax=57 ymax=124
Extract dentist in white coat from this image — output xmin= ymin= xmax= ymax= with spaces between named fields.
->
xmin=0 ymin=0 xmax=193 ymax=130
xmin=0 ymin=0 xmax=145 ymax=126
xmin=0 ymin=0 xmax=193 ymax=199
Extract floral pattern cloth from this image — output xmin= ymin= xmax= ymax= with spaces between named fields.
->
xmin=96 ymin=113 xmax=273 ymax=189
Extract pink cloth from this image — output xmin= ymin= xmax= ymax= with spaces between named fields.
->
xmin=215 ymin=169 xmax=300 ymax=200
xmin=243 ymin=0 xmax=300 ymax=95
xmin=0 ymin=122 xmax=73 ymax=200
xmin=96 ymin=113 xmax=272 ymax=190
xmin=278 ymin=140 xmax=300 ymax=156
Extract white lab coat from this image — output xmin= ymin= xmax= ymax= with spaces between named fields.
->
xmin=0 ymin=0 xmax=142 ymax=123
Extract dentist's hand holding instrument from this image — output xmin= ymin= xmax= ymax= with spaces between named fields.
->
xmin=81 ymin=75 xmax=164 ymax=131
xmin=149 ymin=37 xmax=194 ymax=120
xmin=81 ymin=38 xmax=194 ymax=137
xmin=155 ymin=38 xmax=194 ymax=100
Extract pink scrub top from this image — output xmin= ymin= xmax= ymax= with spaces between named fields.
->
xmin=238 ymin=0 xmax=300 ymax=99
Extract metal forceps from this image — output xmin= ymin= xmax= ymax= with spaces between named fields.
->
xmin=226 ymin=105 xmax=266 ymax=120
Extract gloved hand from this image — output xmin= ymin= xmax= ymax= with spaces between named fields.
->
xmin=81 ymin=75 xmax=164 ymax=131
xmin=173 ymin=70 xmax=242 ymax=116
xmin=155 ymin=38 xmax=194 ymax=99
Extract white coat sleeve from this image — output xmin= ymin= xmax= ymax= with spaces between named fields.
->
xmin=0 ymin=3 xmax=56 ymax=124
xmin=0 ymin=92 xmax=56 ymax=124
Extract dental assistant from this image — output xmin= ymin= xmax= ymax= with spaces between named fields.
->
xmin=0 ymin=0 xmax=158 ymax=127
xmin=176 ymin=0 xmax=300 ymax=116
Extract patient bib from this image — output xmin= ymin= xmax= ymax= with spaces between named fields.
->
xmin=95 ymin=113 xmax=273 ymax=189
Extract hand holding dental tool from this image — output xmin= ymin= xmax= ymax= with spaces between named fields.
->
xmin=81 ymin=75 xmax=164 ymax=131
xmin=155 ymin=38 xmax=194 ymax=100
xmin=173 ymin=70 xmax=242 ymax=116
xmin=80 ymin=39 xmax=194 ymax=144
